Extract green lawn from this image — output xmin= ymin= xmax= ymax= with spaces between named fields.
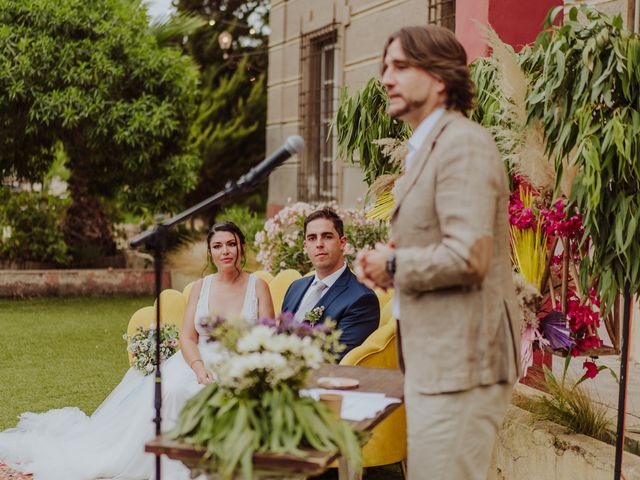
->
xmin=0 ymin=295 xmax=403 ymax=479
xmin=0 ymin=295 xmax=153 ymax=430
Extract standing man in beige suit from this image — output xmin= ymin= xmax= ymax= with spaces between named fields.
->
xmin=356 ymin=25 xmax=521 ymax=479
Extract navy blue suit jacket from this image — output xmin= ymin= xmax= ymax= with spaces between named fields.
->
xmin=281 ymin=268 xmax=380 ymax=361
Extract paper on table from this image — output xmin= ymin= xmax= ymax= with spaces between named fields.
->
xmin=301 ymin=388 xmax=401 ymax=421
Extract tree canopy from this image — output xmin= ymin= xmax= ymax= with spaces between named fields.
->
xmin=175 ymin=0 xmax=269 ymax=212
xmin=0 ymin=0 xmax=201 ymax=257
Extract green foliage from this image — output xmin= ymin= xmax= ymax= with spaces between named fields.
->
xmin=0 ymin=0 xmax=200 ymax=209
xmin=470 ymin=58 xmax=502 ymax=129
xmin=0 ymin=187 xmax=70 ymax=265
xmin=335 ymin=78 xmax=412 ymax=186
xmin=175 ymin=0 xmax=268 ymax=71
xmin=149 ymin=12 xmax=206 ymax=47
xmin=188 ymin=58 xmax=267 ymax=208
xmin=176 ymin=0 xmax=269 ymax=212
xmin=524 ymin=6 xmax=640 ymax=307
xmin=216 ymin=204 xmax=265 ymax=252
xmin=517 ymin=364 xmax=614 ymax=444
xmin=171 ymin=382 xmax=363 ymax=479
xmin=0 ymin=0 xmax=201 ymax=258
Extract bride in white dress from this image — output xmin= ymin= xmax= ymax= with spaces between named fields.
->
xmin=0 ymin=221 xmax=275 ymax=480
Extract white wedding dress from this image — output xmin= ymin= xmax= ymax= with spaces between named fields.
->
xmin=0 ymin=274 xmax=258 ymax=480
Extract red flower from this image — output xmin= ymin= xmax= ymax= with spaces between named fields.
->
xmin=540 ymin=199 xmax=585 ymax=240
xmin=510 ymin=207 xmax=537 ymax=229
xmin=583 ymin=360 xmax=599 ymax=379
xmin=576 ymin=335 xmax=602 ymax=352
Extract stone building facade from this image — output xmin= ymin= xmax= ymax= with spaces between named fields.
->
xmin=265 ymin=0 xmax=561 ymax=216
xmin=265 ymin=0 xmax=633 ymax=216
xmin=266 ymin=0 xmax=433 ymax=217
xmin=264 ymin=0 xmax=639 ymax=359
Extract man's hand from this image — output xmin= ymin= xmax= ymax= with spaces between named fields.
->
xmin=355 ymin=242 xmax=395 ymax=290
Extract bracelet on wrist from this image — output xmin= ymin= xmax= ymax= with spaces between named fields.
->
xmin=189 ymin=358 xmax=204 ymax=369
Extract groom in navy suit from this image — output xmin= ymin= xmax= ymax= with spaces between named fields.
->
xmin=281 ymin=208 xmax=380 ymax=361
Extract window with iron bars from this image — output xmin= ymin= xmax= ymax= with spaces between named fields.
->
xmin=428 ymin=0 xmax=456 ymax=31
xmin=298 ymin=26 xmax=338 ymax=202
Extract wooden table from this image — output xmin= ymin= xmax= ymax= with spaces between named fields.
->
xmin=145 ymin=364 xmax=404 ymax=479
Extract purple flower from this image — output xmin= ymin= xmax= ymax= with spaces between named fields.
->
xmin=539 ymin=310 xmax=574 ymax=351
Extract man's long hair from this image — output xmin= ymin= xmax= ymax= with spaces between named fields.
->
xmin=383 ymin=25 xmax=475 ymax=116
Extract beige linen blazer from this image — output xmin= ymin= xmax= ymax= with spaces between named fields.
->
xmin=391 ymin=109 xmax=521 ymax=394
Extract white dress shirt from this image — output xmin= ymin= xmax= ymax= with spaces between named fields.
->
xmin=301 ymin=262 xmax=347 ymax=303
xmin=393 ymin=108 xmax=446 ymax=320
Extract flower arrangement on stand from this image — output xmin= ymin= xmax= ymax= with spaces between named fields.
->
xmin=169 ymin=314 xmax=363 ymax=480
xmin=123 ymin=324 xmax=180 ymax=375
xmin=254 ymin=201 xmax=388 ymax=274
xmin=509 ymin=175 xmax=608 ymax=381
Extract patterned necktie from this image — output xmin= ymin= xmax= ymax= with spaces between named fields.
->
xmin=294 ymin=280 xmax=327 ymax=323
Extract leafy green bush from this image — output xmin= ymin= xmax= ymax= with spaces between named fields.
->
xmin=0 ymin=187 xmax=70 ymax=265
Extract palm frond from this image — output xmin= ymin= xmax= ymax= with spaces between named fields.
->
xmin=150 ymin=13 xmax=206 ymax=47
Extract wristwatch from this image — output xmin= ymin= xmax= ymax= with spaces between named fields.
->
xmin=386 ymin=252 xmax=396 ymax=277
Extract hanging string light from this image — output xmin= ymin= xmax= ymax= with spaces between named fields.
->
xmin=218 ymin=30 xmax=232 ymax=59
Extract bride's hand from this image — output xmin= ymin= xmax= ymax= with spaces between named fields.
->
xmin=196 ymin=369 xmax=215 ymax=385
xmin=193 ymin=362 xmax=215 ymax=384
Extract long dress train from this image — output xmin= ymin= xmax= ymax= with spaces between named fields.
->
xmin=0 ymin=274 xmax=258 ymax=480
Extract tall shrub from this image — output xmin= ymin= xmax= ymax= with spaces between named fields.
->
xmin=0 ymin=0 xmax=200 ymax=261
xmin=0 ymin=188 xmax=70 ymax=265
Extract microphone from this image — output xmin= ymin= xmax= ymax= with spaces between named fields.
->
xmin=236 ymin=135 xmax=304 ymax=188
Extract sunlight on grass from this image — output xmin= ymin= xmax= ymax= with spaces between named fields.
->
xmin=0 ymin=296 xmax=153 ymax=430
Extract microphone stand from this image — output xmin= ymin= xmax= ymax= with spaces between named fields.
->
xmin=130 ymin=179 xmax=255 ymax=480
xmin=130 ymin=134 xmax=302 ymax=479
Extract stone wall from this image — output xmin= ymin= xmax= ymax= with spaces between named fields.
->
xmin=0 ymin=269 xmax=170 ymax=297
xmin=491 ymin=404 xmax=640 ymax=479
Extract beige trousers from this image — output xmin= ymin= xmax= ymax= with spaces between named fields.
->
xmin=405 ymin=381 xmax=512 ymax=480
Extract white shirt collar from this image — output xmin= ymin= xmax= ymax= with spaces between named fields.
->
xmin=314 ymin=262 xmax=347 ymax=290
xmin=406 ymin=107 xmax=446 ymax=169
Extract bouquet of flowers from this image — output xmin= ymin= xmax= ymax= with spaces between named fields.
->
xmin=509 ymin=175 xmax=605 ymax=379
xmin=123 ymin=324 xmax=179 ymax=375
xmin=254 ymin=201 xmax=388 ymax=273
xmin=170 ymin=314 xmax=363 ymax=480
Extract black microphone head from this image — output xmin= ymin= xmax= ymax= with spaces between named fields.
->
xmin=284 ymin=135 xmax=304 ymax=155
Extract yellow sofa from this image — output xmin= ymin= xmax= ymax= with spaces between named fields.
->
xmin=126 ymin=270 xmax=405 ymax=469
xmin=339 ymin=319 xmax=406 ymax=468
